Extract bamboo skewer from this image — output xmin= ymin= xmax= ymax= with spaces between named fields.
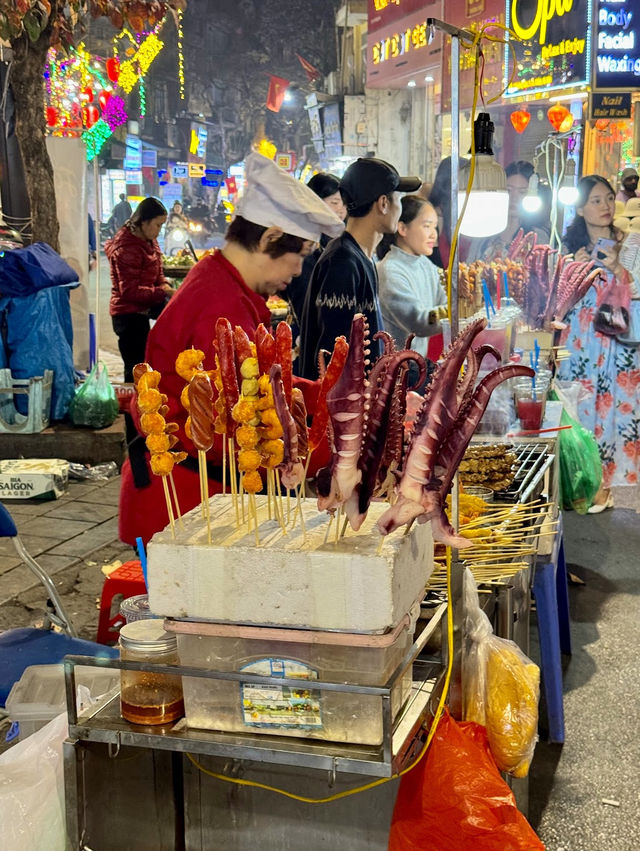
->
xmin=198 ymin=450 xmax=212 ymax=543
xmin=168 ymin=473 xmax=184 ymax=529
xmin=323 ymin=513 xmax=334 ymax=544
xmin=228 ymin=438 xmax=240 ymax=525
xmin=222 ymin=435 xmax=227 ymax=495
xmin=250 ymin=493 xmax=260 ymax=546
xmin=296 ymin=487 xmax=306 ymax=539
xmin=161 ymin=475 xmax=176 ymax=538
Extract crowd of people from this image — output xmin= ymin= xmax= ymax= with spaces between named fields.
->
xmin=105 ymin=153 xmax=640 ymax=540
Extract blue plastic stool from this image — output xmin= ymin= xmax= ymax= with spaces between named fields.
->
xmin=532 ymin=513 xmax=571 ymax=743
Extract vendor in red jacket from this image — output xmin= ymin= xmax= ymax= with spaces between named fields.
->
xmin=106 ymin=197 xmax=174 ymax=382
xmin=119 ymin=153 xmax=345 ymax=546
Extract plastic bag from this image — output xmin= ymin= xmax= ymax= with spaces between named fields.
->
xmin=549 ymin=390 xmax=602 ymax=513
xmin=593 ymin=279 xmax=630 ymax=337
xmin=463 ymin=569 xmax=540 ymax=778
xmin=389 ymin=708 xmax=544 ymax=851
xmin=69 ymin=361 xmax=119 ymax=429
xmin=0 ymin=712 xmax=68 ymax=851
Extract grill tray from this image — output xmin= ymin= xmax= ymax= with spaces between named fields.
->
xmin=491 ymin=442 xmax=552 ymax=503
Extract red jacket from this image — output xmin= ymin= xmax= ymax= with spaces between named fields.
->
xmin=119 ymin=251 xmax=325 ymax=545
xmin=106 ymin=226 xmax=168 ymax=316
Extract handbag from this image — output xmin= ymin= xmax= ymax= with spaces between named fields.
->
xmin=593 ymin=277 xmax=630 ymax=337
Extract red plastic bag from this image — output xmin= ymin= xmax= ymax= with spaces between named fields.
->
xmin=388 ymin=709 xmax=545 ymax=851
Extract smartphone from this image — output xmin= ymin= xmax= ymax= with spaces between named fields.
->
xmin=591 ymin=237 xmax=615 ymax=266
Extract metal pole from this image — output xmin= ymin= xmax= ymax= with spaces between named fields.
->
xmin=450 ymin=38 xmax=460 ymax=338
xmin=93 ymin=156 xmax=101 ymax=361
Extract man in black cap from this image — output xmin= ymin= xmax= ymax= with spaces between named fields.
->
xmin=297 ymin=158 xmax=421 ymax=379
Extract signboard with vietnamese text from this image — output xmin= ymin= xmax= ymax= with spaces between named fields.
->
xmin=590 ymin=91 xmax=632 ymax=119
xmin=188 ymin=163 xmax=206 ymax=178
xmin=504 ymin=0 xmax=591 ymax=97
xmin=368 ymin=0 xmax=428 ymax=34
xmin=366 ymin=0 xmax=442 ymax=88
xmin=441 ymin=0 xmax=505 ymax=112
xmin=593 ymin=0 xmax=640 ymax=91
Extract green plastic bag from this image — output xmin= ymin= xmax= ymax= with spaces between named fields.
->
xmin=555 ymin=405 xmax=602 ymax=514
xmin=69 ymin=362 xmax=119 ymax=429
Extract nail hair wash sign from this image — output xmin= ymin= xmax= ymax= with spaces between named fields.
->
xmin=594 ymin=0 xmax=640 ymax=90
xmin=504 ymin=0 xmax=591 ymax=97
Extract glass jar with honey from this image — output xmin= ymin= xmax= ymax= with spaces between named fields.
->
xmin=119 ymin=620 xmax=184 ymax=725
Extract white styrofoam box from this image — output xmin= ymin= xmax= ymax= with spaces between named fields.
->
xmin=0 ymin=459 xmax=69 ymax=500
xmin=166 ymin=614 xmax=414 ymax=745
xmin=148 ymin=495 xmax=433 ymax=634
xmin=5 ymin=664 xmax=119 ymax=739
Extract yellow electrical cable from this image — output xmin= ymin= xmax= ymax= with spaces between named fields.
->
xmin=186 ymin=23 xmax=521 ymax=804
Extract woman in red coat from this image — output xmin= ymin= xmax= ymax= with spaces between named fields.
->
xmin=119 ymin=154 xmax=344 ymax=546
xmin=106 ymin=197 xmax=174 ymax=382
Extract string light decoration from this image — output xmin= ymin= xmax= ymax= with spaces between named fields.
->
xmin=45 ymin=45 xmax=116 ymax=135
xmin=83 ymin=119 xmax=113 ymax=162
xmin=139 ymin=77 xmax=146 ymax=117
xmin=103 ymin=95 xmax=128 ymax=130
xmin=177 ymin=8 xmax=185 ymax=100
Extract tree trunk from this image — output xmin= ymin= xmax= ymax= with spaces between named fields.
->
xmin=11 ymin=31 xmax=60 ymax=251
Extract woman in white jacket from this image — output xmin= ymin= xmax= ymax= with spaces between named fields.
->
xmin=377 ymin=195 xmax=448 ymax=361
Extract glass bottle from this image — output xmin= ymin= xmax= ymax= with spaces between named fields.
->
xmin=119 ymin=620 xmax=184 ymax=725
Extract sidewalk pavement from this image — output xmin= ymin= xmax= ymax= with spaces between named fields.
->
xmin=0 ymin=475 xmax=132 ymax=640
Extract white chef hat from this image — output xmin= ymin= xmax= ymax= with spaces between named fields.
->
xmin=235 ymin=153 xmax=345 ymax=242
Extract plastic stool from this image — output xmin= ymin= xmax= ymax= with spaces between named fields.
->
xmin=96 ymin=560 xmax=146 ymax=645
xmin=532 ymin=516 xmax=571 ymax=744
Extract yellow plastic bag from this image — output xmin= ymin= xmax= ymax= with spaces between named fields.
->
xmin=463 ymin=569 xmax=540 ymax=777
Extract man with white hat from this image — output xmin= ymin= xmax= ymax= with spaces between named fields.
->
xmin=616 ymin=167 xmax=639 ymax=203
xmin=118 ymin=153 xmax=345 ymax=546
xmin=298 ymin=157 xmax=421 ymax=379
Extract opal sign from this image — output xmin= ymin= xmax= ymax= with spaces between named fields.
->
xmin=594 ymin=1 xmax=640 ymax=90
xmin=504 ymin=0 xmax=591 ymax=96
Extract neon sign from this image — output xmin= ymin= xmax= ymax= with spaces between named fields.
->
xmin=594 ymin=1 xmax=640 ymax=89
xmin=505 ymin=0 xmax=591 ymax=96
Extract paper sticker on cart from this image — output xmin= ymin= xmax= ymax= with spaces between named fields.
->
xmin=240 ymin=658 xmax=322 ymax=729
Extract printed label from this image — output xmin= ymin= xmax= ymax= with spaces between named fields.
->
xmin=240 ymin=658 xmax=322 ymax=729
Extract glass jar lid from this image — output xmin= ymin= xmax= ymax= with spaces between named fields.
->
xmin=119 ymin=618 xmax=177 ymax=653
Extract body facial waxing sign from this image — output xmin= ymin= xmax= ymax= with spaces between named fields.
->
xmin=594 ymin=1 xmax=640 ymax=90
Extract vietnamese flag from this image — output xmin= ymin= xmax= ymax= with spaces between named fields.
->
xmin=296 ymin=54 xmax=321 ymax=82
xmin=266 ymin=75 xmax=289 ymax=113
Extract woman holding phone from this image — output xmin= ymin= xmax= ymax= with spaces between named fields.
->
xmin=557 ymin=175 xmax=640 ymax=511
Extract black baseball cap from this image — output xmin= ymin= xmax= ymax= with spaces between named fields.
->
xmin=340 ymin=158 xmax=422 ymax=211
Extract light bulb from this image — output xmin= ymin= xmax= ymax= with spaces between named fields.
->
xmin=558 ymin=185 xmax=579 ymax=205
xmin=522 ymin=173 xmax=542 ymax=212
xmin=522 ymin=194 xmax=542 ymax=213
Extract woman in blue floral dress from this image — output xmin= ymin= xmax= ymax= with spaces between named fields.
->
xmin=557 ymin=176 xmax=640 ymax=510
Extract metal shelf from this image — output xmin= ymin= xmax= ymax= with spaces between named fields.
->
xmin=64 ymin=604 xmax=446 ymax=780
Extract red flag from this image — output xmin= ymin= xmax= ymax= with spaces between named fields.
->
xmin=266 ymin=75 xmax=289 ymax=112
xmin=296 ymin=53 xmax=321 ymax=82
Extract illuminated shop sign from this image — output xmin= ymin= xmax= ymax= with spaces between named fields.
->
xmin=371 ymin=20 xmax=428 ymax=65
xmin=594 ymin=1 xmax=640 ymax=90
xmin=504 ymin=0 xmax=591 ymax=96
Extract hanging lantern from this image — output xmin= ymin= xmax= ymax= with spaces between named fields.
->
xmin=83 ymin=104 xmax=100 ymax=129
xmin=510 ymin=109 xmax=531 ymax=134
xmin=595 ymin=118 xmax=609 ymax=132
xmin=81 ymin=86 xmax=94 ymax=103
xmin=106 ymin=56 xmax=120 ymax=82
xmin=547 ymin=104 xmax=571 ymax=132
xmin=559 ymin=113 xmax=574 ymax=133
xmin=98 ymin=90 xmax=112 ymax=111
xmin=46 ymin=106 xmax=59 ymax=127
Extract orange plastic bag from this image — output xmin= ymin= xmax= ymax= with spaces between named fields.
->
xmin=388 ymin=709 xmax=545 ymax=851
